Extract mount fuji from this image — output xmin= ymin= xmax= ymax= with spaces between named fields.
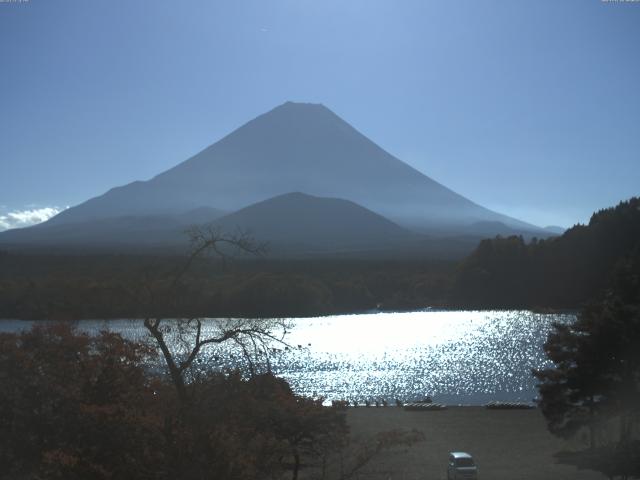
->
xmin=0 ymin=102 xmax=546 ymax=255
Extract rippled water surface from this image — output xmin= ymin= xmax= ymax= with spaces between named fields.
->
xmin=0 ymin=311 xmax=573 ymax=405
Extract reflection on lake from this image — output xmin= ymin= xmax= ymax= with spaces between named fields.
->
xmin=0 ymin=310 xmax=573 ymax=405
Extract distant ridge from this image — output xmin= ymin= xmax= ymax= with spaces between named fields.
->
xmin=0 ymin=208 xmax=226 ymax=249
xmin=213 ymin=192 xmax=412 ymax=251
xmin=543 ymin=225 xmax=566 ymax=235
xmin=0 ymin=193 xmax=424 ymax=256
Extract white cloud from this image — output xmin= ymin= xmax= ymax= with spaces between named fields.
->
xmin=0 ymin=207 xmax=63 ymax=231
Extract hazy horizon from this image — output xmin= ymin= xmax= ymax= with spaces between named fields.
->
xmin=1 ymin=0 xmax=639 ymax=231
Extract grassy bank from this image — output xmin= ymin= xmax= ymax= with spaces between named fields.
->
xmin=343 ymin=407 xmax=605 ymax=480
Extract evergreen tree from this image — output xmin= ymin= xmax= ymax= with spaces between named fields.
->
xmin=533 ymin=252 xmax=640 ymax=478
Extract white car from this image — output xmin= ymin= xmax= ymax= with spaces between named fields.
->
xmin=447 ymin=452 xmax=478 ymax=480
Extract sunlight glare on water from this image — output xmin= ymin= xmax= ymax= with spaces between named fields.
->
xmin=0 ymin=310 xmax=573 ymax=405
xmin=271 ymin=310 xmax=573 ymax=405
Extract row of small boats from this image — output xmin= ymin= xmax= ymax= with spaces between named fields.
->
xmin=331 ymin=399 xmax=535 ymax=410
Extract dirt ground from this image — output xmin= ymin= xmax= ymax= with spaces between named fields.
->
xmin=342 ymin=406 xmax=606 ymax=480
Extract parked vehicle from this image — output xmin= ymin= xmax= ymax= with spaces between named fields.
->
xmin=447 ymin=452 xmax=478 ymax=480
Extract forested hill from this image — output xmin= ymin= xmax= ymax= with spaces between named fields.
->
xmin=452 ymin=197 xmax=640 ymax=309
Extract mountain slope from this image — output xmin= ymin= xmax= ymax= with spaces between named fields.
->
xmin=0 ymin=193 xmax=418 ymax=254
xmin=213 ymin=192 xmax=412 ymax=251
xmin=0 ymin=208 xmax=226 ymax=249
xmin=46 ymin=101 xmax=540 ymax=232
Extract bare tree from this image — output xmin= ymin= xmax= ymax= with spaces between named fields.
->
xmin=141 ymin=225 xmax=288 ymax=405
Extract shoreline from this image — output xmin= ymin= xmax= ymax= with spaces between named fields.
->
xmin=0 ymin=307 xmax=579 ymax=322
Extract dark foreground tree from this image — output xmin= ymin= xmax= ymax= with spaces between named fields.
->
xmin=0 ymin=323 xmax=166 ymax=479
xmin=177 ymin=371 xmax=350 ymax=480
xmin=0 ymin=324 xmax=353 ymax=480
xmin=534 ymin=252 xmax=640 ymax=479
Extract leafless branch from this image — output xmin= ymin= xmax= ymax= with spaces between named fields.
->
xmin=140 ymin=226 xmax=283 ymax=406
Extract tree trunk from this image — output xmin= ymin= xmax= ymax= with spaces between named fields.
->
xmin=292 ymin=451 xmax=300 ymax=480
xmin=144 ymin=319 xmax=188 ymax=405
xmin=589 ymin=395 xmax=596 ymax=450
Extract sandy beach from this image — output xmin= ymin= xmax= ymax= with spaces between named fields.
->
xmin=343 ymin=406 xmax=606 ymax=480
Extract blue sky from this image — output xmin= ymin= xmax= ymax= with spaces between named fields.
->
xmin=1 ymin=0 xmax=639 ymax=229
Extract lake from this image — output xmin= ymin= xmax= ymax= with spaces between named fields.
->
xmin=0 ymin=310 xmax=572 ymax=405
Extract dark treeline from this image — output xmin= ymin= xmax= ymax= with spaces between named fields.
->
xmin=0 ymin=253 xmax=455 ymax=319
xmin=452 ymin=197 xmax=640 ymax=309
xmin=2 ymin=197 xmax=638 ymax=319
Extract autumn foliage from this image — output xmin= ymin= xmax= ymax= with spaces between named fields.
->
xmin=0 ymin=324 xmax=164 ymax=479
xmin=0 ymin=324 xmax=348 ymax=480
